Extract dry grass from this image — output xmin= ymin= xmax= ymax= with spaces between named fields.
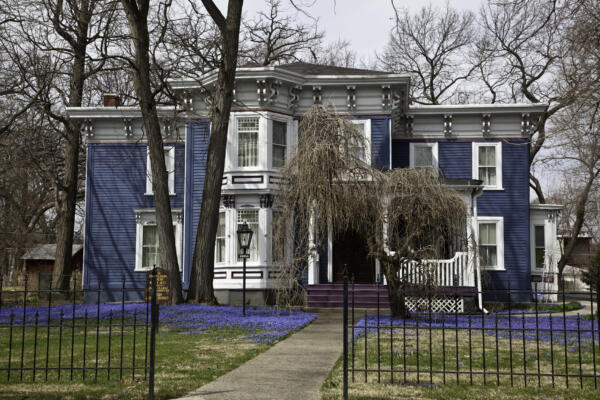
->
xmin=322 ymin=328 xmax=600 ymax=400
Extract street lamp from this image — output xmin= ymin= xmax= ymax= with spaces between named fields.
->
xmin=237 ymin=221 xmax=253 ymax=316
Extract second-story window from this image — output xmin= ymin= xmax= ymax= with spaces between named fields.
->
xmin=409 ymin=143 xmax=438 ymax=169
xmin=146 ymin=146 xmax=175 ymax=195
xmin=238 ymin=117 xmax=259 ymax=167
xmin=473 ymin=142 xmax=502 ymax=189
xmin=272 ymin=120 xmax=287 ymax=168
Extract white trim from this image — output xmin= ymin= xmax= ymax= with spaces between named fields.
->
xmin=477 ymin=216 xmax=505 ymax=271
xmin=350 ymin=119 xmax=371 ymax=165
xmin=134 ymin=209 xmax=183 ymax=272
xmin=389 ymin=119 xmax=392 ymax=170
xmin=409 ymin=142 xmax=438 ymax=169
xmin=472 ymin=142 xmax=503 ymax=190
xmin=146 ymin=145 xmax=175 ymax=195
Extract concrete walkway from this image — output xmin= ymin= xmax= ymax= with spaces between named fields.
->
xmin=177 ymin=310 xmax=342 ymax=400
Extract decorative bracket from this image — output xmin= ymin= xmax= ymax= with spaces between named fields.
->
xmin=521 ymin=113 xmax=531 ymax=136
xmin=200 ymin=87 xmax=212 ymax=107
xmin=312 ymin=86 xmax=322 ymax=105
xmin=346 ymin=86 xmax=356 ymax=110
xmin=181 ymin=90 xmax=193 ymax=111
xmin=268 ymin=80 xmax=281 ymax=104
xmin=288 ymin=85 xmax=302 ymax=112
xmin=81 ymin=119 xmax=93 ymax=138
xmin=260 ymin=194 xmax=274 ymax=208
xmin=482 ymin=114 xmax=491 ymax=136
xmin=257 ymin=79 xmax=267 ymax=103
xmin=444 ymin=114 xmax=453 ymax=136
xmin=123 ymin=118 xmax=133 ymax=138
xmin=382 ymin=85 xmax=392 ymax=110
xmin=404 ymin=114 xmax=414 ymax=136
xmin=222 ymin=194 xmax=235 ymax=208
xmin=161 ymin=119 xmax=174 ymax=138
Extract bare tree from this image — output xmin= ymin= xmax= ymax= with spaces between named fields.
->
xmin=188 ymin=0 xmax=243 ymax=304
xmin=2 ymin=0 xmax=116 ymax=292
xmin=479 ymin=0 xmax=579 ymax=203
xmin=308 ymin=38 xmax=359 ymax=68
xmin=379 ymin=2 xmax=478 ymax=104
xmin=119 ymin=0 xmax=184 ymax=304
xmin=241 ymin=0 xmax=323 ymax=66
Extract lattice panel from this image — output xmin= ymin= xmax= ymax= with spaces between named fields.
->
xmin=404 ymin=296 xmax=464 ymax=313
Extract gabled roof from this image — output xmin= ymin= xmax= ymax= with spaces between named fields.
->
xmin=21 ymin=244 xmax=83 ymax=261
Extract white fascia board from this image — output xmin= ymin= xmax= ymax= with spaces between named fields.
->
xmin=409 ymin=103 xmax=548 ymax=115
xmin=65 ymin=106 xmax=180 ymax=119
xmin=530 ymin=204 xmax=563 ymax=211
xmin=169 ymin=69 xmax=410 ymax=91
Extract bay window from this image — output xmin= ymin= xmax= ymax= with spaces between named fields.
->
xmin=272 ymin=120 xmax=287 ymax=168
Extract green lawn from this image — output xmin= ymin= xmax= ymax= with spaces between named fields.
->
xmin=322 ymin=327 xmax=600 ymax=400
xmin=0 ymin=325 xmax=269 ymax=399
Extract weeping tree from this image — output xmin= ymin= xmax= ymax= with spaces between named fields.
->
xmin=273 ymin=105 xmax=468 ymax=317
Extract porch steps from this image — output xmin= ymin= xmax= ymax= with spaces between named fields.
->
xmin=307 ymin=284 xmax=389 ymax=309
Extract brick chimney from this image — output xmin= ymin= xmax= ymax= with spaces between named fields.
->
xmin=103 ymin=93 xmax=121 ymax=107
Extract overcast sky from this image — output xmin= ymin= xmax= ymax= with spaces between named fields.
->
xmin=216 ymin=0 xmax=484 ymax=63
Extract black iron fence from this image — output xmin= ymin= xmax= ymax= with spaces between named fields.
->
xmin=0 ymin=270 xmax=159 ymax=399
xmin=341 ymin=268 xmax=600 ymax=398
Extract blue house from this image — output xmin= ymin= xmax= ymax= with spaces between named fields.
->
xmin=67 ymin=63 xmax=561 ymax=308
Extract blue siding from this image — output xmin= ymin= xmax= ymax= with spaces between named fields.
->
xmin=391 ymin=139 xmax=531 ymax=302
xmin=183 ymin=121 xmax=209 ymax=290
xmin=84 ymin=143 xmax=184 ymax=301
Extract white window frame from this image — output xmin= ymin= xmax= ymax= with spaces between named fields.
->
xmin=236 ymin=117 xmax=261 ymax=169
xmin=350 ymin=119 xmax=371 ymax=165
xmin=472 ymin=142 xmax=503 ymax=190
xmin=409 ymin=142 xmax=439 ymax=169
xmin=271 ymin=119 xmax=288 ymax=169
xmin=134 ymin=209 xmax=182 ymax=272
xmin=533 ymin=224 xmax=545 ymax=270
xmin=215 ymin=210 xmax=227 ymax=265
xmin=146 ymin=146 xmax=175 ymax=195
xmin=477 ymin=216 xmax=504 ymax=271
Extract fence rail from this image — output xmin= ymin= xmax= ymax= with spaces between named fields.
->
xmin=341 ymin=266 xmax=600 ymax=399
xmin=0 ymin=271 xmax=159 ymax=399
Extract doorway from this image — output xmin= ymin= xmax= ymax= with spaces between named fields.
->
xmin=332 ymin=229 xmax=375 ymax=283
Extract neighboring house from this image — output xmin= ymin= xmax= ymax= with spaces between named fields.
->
xmin=558 ymin=234 xmax=593 ymax=268
xmin=21 ymin=244 xmax=83 ymax=292
xmin=66 ymin=62 xmax=560 ymax=306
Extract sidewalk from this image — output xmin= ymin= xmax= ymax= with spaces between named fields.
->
xmin=177 ymin=310 xmax=342 ymax=400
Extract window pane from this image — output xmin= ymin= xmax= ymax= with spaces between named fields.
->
xmin=479 ymin=166 xmax=496 ymax=186
xmin=479 ymin=146 xmax=495 ymax=166
xmin=217 ymin=212 xmax=225 ymax=237
xmin=415 ymin=146 xmax=433 ymax=168
xmin=535 ymin=248 xmax=545 ymax=269
xmin=482 ymin=246 xmax=497 ymax=267
xmin=535 ymin=225 xmax=545 ymax=247
xmin=143 ymin=225 xmax=158 ymax=245
xmin=238 ymin=118 xmax=259 ymax=167
xmin=479 ymin=223 xmax=496 ymax=245
xmin=353 ymin=122 xmax=365 ymax=133
xmin=273 ymin=121 xmax=286 ymax=145
xmin=273 ymin=145 xmax=286 ymax=168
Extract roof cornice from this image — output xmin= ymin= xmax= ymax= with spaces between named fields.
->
xmin=409 ymin=103 xmax=548 ymax=115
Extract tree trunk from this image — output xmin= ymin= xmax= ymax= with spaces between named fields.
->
xmin=383 ymin=262 xmax=410 ymax=318
xmin=556 ymin=170 xmax=597 ymax=288
xmin=52 ymin=45 xmax=86 ymax=293
xmin=188 ymin=0 xmax=243 ymax=304
xmin=122 ymin=1 xmax=183 ymax=304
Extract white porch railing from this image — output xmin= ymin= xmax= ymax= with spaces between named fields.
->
xmin=398 ymin=252 xmax=475 ymax=287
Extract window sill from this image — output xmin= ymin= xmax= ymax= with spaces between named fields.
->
xmin=481 ymin=187 xmax=504 ymax=192
xmin=481 ymin=266 xmax=506 ymax=271
xmin=144 ymin=192 xmax=176 ymax=196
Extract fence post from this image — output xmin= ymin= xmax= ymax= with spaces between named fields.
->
xmin=343 ymin=264 xmax=349 ymax=400
xmin=596 ymin=264 xmax=600 ymax=342
xmin=149 ymin=267 xmax=158 ymax=400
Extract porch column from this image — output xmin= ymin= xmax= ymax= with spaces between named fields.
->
xmin=308 ymin=207 xmax=319 ymax=285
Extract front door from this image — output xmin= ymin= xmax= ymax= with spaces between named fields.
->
xmin=332 ymin=230 xmax=375 ymax=283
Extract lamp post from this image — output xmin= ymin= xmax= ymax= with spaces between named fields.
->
xmin=237 ymin=221 xmax=253 ymax=316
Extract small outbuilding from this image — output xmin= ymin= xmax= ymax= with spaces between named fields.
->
xmin=21 ymin=244 xmax=83 ymax=292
